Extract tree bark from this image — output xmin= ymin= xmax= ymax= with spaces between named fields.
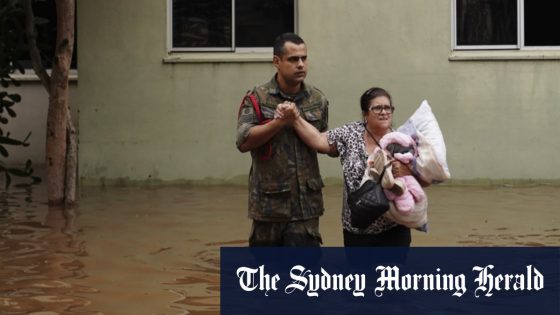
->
xmin=65 ymin=108 xmax=77 ymax=207
xmin=46 ymin=0 xmax=75 ymax=207
xmin=25 ymin=0 xmax=76 ymax=207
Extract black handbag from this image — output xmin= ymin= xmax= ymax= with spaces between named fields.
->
xmin=347 ymin=166 xmax=390 ymax=229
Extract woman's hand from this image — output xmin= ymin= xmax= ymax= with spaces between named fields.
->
xmin=392 ymin=159 xmax=431 ymax=187
xmin=391 ymin=160 xmax=412 ymax=178
xmin=274 ymin=102 xmax=299 ymax=122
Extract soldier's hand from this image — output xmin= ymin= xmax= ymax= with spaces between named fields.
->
xmin=274 ymin=103 xmax=289 ymax=120
xmin=275 ymin=102 xmax=298 ymax=123
xmin=283 ymin=102 xmax=299 ymax=121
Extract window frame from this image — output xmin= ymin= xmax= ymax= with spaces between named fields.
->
xmin=167 ymin=0 xmax=298 ymax=53
xmin=451 ymin=0 xmax=559 ymax=51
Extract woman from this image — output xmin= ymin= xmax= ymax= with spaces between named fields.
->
xmin=278 ymin=87 xmax=427 ymax=247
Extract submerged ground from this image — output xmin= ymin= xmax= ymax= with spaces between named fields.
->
xmin=1 ymin=183 xmax=558 ymax=314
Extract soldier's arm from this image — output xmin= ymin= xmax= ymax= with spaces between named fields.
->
xmin=238 ymin=118 xmax=290 ymax=153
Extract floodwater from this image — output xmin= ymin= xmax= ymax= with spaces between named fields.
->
xmin=0 ymin=183 xmax=559 ymax=314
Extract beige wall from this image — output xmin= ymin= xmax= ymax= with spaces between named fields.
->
xmin=76 ymin=0 xmax=560 ymax=185
xmin=4 ymin=80 xmax=77 ymax=166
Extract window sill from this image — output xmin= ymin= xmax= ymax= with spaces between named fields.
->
xmin=163 ymin=52 xmax=272 ymax=64
xmin=11 ymin=69 xmax=78 ymax=81
xmin=449 ymin=50 xmax=560 ymax=61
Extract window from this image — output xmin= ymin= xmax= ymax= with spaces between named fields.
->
xmin=453 ymin=0 xmax=560 ymax=50
xmin=169 ymin=0 xmax=296 ymax=52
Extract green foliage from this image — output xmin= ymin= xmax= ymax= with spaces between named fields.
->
xmin=0 ymin=0 xmax=41 ymax=188
xmin=0 ymin=159 xmax=41 ymax=189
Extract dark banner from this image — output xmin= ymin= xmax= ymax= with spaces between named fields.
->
xmin=221 ymin=247 xmax=560 ymax=315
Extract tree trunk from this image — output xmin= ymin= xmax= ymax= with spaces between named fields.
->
xmin=24 ymin=0 xmax=77 ymax=207
xmin=65 ymin=108 xmax=77 ymax=207
xmin=46 ymin=0 xmax=76 ymax=207
xmin=46 ymin=85 xmax=68 ymax=206
xmin=25 ymin=0 xmax=76 ymax=207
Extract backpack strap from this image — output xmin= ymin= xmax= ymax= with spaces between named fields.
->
xmin=238 ymin=91 xmax=271 ymax=122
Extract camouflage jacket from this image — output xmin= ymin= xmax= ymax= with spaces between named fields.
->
xmin=236 ymin=75 xmax=329 ymax=222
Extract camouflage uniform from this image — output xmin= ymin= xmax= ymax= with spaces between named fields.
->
xmin=236 ymin=75 xmax=329 ymax=246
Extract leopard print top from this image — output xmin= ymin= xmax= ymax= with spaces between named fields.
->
xmin=327 ymin=121 xmax=398 ymax=234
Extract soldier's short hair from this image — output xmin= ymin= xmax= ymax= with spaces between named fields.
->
xmin=273 ymin=33 xmax=305 ymax=58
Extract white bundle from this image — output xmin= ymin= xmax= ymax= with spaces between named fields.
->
xmin=397 ymin=100 xmax=450 ymax=184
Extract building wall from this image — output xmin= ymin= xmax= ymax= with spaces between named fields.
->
xmin=3 ymin=80 xmax=77 ymax=167
xmin=77 ymin=0 xmax=560 ymax=184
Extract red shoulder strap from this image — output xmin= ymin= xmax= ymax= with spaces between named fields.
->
xmin=237 ymin=92 xmax=259 ymax=119
xmin=237 ymin=92 xmax=268 ymax=124
xmin=248 ymin=94 xmax=263 ymax=122
xmin=236 ymin=91 xmax=273 ymax=161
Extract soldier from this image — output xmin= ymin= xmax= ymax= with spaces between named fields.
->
xmin=236 ymin=33 xmax=330 ymax=246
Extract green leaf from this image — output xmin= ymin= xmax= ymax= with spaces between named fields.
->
xmin=31 ymin=176 xmax=42 ymax=184
xmin=0 ymin=117 xmax=8 ymax=124
xmin=0 ymin=145 xmax=7 ymax=157
xmin=7 ymin=94 xmax=20 ymax=102
xmin=23 ymin=132 xmax=31 ymax=143
xmin=25 ymin=159 xmax=31 ymax=170
xmin=1 ymin=99 xmax=14 ymax=107
xmin=0 ymin=136 xmax=23 ymax=145
xmin=0 ymin=92 xmax=7 ymax=98
xmin=5 ymin=107 xmax=15 ymax=117
xmin=7 ymin=168 xmax=28 ymax=177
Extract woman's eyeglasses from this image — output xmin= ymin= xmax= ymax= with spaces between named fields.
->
xmin=369 ymin=105 xmax=394 ymax=114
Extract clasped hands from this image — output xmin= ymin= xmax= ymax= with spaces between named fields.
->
xmin=274 ymin=101 xmax=300 ymax=125
xmin=273 ymin=101 xmax=412 ymax=179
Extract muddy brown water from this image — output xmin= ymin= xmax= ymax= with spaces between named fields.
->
xmin=0 ymin=183 xmax=558 ymax=314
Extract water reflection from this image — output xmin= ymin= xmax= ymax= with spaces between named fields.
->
xmin=0 ymin=183 xmax=558 ymax=314
xmin=0 ymin=185 xmax=95 ymax=314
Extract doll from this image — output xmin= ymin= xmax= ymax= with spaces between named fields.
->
xmin=369 ymin=131 xmax=426 ymax=213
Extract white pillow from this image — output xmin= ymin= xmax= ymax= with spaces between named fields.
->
xmin=397 ymin=100 xmax=450 ymax=183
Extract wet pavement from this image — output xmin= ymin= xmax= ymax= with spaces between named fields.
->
xmin=0 ymin=183 xmax=559 ymax=314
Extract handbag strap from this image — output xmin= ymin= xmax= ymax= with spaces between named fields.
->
xmin=364 ymin=125 xmax=391 ymax=184
xmin=364 ymin=125 xmax=383 ymax=149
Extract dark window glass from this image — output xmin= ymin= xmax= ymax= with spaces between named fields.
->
xmin=524 ymin=2 xmax=560 ymax=46
xmin=172 ymin=0 xmax=232 ymax=49
xmin=456 ymin=0 xmax=517 ymax=45
xmin=172 ymin=0 xmax=294 ymax=49
xmin=235 ymin=0 xmax=294 ymax=47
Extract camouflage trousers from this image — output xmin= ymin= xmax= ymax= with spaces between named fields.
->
xmin=249 ymin=218 xmax=323 ymax=247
